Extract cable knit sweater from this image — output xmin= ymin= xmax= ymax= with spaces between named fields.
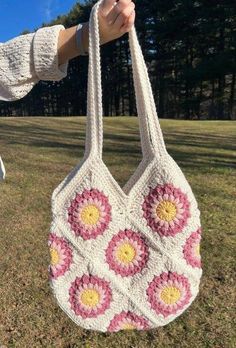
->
xmin=0 ymin=25 xmax=69 ymax=180
xmin=0 ymin=24 xmax=69 ymax=101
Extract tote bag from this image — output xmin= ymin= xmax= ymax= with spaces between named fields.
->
xmin=48 ymin=0 xmax=203 ymax=332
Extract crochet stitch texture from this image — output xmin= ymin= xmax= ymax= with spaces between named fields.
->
xmin=0 ymin=25 xmax=68 ymax=101
xmin=49 ymin=0 xmax=203 ymax=332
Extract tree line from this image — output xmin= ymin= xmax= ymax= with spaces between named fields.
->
xmin=0 ymin=0 xmax=235 ymax=119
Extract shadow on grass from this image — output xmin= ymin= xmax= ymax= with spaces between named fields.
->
xmin=1 ymin=123 xmax=235 ymax=172
xmin=166 ymin=131 xmax=236 ymax=152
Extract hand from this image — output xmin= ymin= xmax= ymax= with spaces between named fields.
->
xmin=58 ymin=0 xmax=136 ymax=65
xmin=98 ymin=0 xmax=136 ymax=45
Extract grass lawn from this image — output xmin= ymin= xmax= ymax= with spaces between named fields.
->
xmin=0 ymin=117 xmax=235 ymax=347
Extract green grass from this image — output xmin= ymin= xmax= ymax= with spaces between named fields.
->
xmin=0 ymin=117 xmax=235 ymax=348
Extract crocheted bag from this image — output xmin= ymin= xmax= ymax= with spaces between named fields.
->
xmin=48 ymin=0 xmax=203 ymax=332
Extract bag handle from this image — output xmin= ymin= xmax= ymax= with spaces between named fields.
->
xmin=84 ymin=0 xmax=167 ymax=159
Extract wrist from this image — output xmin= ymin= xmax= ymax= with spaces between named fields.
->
xmin=81 ymin=22 xmax=89 ymax=54
xmin=58 ymin=26 xmax=78 ymax=65
xmin=76 ymin=23 xmax=89 ymax=55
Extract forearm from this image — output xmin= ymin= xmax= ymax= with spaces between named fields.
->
xmin=58 ymin=23 xmax=89 ymax=66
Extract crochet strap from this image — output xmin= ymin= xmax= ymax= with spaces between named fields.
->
xmin=85 ymin=0 xmax=167 ymax=159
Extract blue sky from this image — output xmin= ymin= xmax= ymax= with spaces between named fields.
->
xmin=0 ymin=0 xmax=78 ymax=42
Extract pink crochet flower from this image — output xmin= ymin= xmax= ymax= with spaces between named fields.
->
xmin=69 ymin=274 xmax=112 ymax=318
xmin=183 ymin=228 xmax=202 ymax=268
xmin=48 ymin=233 xmax=73 ymax=279
xmin=108 ymin=311 xmax=149 ymax=332
xmin=105 ymin=229 xmax=149 ymax=277
xmin=142 ymin=183 xmax=190 ymax=237
xmin=67 ymin=188 xmax=112 ymax=240
xmin=147 ymin=271 xmax=191 ymax=317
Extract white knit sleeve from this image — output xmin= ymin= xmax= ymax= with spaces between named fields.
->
xmin=0 ymin=25 xmax=69 ymax=101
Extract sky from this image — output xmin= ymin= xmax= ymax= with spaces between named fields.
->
xmin=0 ymin=0 xmax=78 ymax=42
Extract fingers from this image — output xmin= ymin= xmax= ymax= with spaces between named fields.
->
xmin=113 ymin=2 xmax=135 ymax=31
xmin=120 ymin=10 xmax=135 ymax=33
xmin=100 ymin=0 xmax=119 ymax=16
xmin=98 ymin=0 xmax=136 ymax=44
xmin=106 ymin=0 xmax=133 ymax=25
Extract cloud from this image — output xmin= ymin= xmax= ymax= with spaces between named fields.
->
xmin=44 ymin=0 xmax=53 ymax=21
xmin=42 ymin=0 xmax=63 ymax=22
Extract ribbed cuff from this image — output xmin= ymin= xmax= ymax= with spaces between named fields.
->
xmin=33 ymin=25 xmax=69 ymax=81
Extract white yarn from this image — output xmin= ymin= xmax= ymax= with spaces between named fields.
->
xmin=49 ymin=0 xmax=203 ymax=332
xmin=0 ymin=156 xmax=6 ymax=180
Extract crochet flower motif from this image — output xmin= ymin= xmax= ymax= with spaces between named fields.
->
xmin=105 ymin=229 xmax=149 ymax=277
xmin=68 ymin=188 xmax=112 ymax=240
xmin=142 ymin=183 xmax=190 ymax=237
xmin=69 ymin=274 xmax=112 ymax=318
xmin=108 ymin=311 xmax=149 ymax=332
xmin=48 ymin=233 xmax=73 ymax=279
xmin=183 ymin=228 xmax=202 ymax=268
xmin=147 ymin=272 xmax=191 ymax=317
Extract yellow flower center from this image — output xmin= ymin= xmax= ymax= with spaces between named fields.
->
xmin=80 ymin=289 xmax=100 ymax=307
xmin=156 ymin=201 xmax=177 ymax=222
xmin=160 ymin=286 xmax=181 ymax=305
xmin=195 ymin=243 xmax=200 ymax=256
xmin=122 ymin=322 xmax=136 ymax=330
xmin=80 ymin=204 xmax=100 ymax=225
xmin=116 ymin=243 xmax=136 ymax=264
xmin=50 ymin=248 xmax=60 ymax=266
